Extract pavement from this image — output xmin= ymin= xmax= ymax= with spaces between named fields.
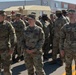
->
xmin=1 ymin=51 xmax=74 ymax=75
xmin=10 ymin=53 xmax=66 ymax=75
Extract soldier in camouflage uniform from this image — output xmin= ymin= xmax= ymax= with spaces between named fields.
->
xmin=49 ymin=13 xmax=56 ymax=49
xmin=52 ymin=10 xmax=67 ymax=65
xmin=12 ymin=13 xmax=26 ymax=62
xmin=22 ymin=14 xmax=46 ymax=75
xmin=60 ymin=9 xmax=76 ymax=75
xmin=0 ymin=10 xmax=16 ymax=75
xmin=40 ymin=14 xmax=51 ymax=60
xmin=21 ymin=15 xmax=29 ymax=26
xmin=62 ymin=10 xmax=70 ymax=23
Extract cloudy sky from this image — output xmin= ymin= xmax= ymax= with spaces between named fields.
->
xmin=0 ymin=0 xmax=33 ymax=2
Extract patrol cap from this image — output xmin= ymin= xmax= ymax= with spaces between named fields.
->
xmin=15 ymin=12 xmax=21 ymax=17
xmin=0 ymin=10 xmax=6 ymax=16
xmin=31 ymin=12 xmax=36 ymax=15
xmin=62 ymin=10 xmax=68 ymax=14
xmin=31 ymin=12 xmax=36 ymax=17
xmin=56 ymin=10 xmax=62 ymax=14
xmin=42 ymin=14 xmax=48 ymax=18
xmin=50 ymin=13 xmax=54 ymax=17
xmin=6 ymin=15 xmax=11 ymax=19
xmin=68 ymin=9 xmax=76 ymax=13
xmin=28 ymin=14 xmax=36 ymax=20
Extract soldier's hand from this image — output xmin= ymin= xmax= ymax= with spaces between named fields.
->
xmin=60 ymin=50 xmax=64 ymax=58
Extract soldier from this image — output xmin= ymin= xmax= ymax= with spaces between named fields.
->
xmin=40 ymin=14 xmax=51 ymax=60
xmin=52 ymin=10 xmax=67 ymax=65
xmin=12 ymin=12 xmax=26 ymax=62
xmin=49 ymin=13 xmax=56 ymax=49
xmin=0 ymin=10 xmax=16 ymax=75
xmin=62 ymin=10 xmax=70 ymax=23
xmin=21 ymin=15 xmax=29 ymax=26
xmin=60 ymin=9 xmax=76 ymax=75
xmin=22 ymin=14 xmax=46 ymax=75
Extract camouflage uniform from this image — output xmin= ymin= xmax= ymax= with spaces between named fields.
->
xmin=36 ymin=20 xmax=43 ymax=28
xmin=40 ymin=16 xmax=50 ymax=59
xmin=60 ymin=11 xmax=76 ymax=75
xmin=22 ymin=24 xmax=46 ymax=75
xmin=64 ymin=16 xmax=70 ymax=23
xmin=12 ymin=15 xmax=26 ymax=57
xmin=49 ymin=14 xmax=55 ymax=49
xmin=0 ymin=20 xmax=16 ymax=75
xmin=60 ymin=22 xmax=76 ymax=75
xmin=52 ymin=11 xmax=66 ymax=62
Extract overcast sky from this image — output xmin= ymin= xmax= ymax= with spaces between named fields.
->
xmin=0 ymin=0 xmax=76 ymax=4
xmin=0 ymin=0 xmax=33 ymax=2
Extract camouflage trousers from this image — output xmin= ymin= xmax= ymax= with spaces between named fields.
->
xmin=42 ymin=38 xmax=51 ymax=55
xmin=52 ymin=37 xmax=60 ymax=60
xmin=65 ymin=50 xmax=76 ymax=75
xmin=0 ymin=51 xmax=12 ymax=75
xmin=12 ymin=43 xmax=23 ymax=58
xmin=17 ymin=42 xmax=23 ymax=57
xmin=24 ymin=51 xmax=46 ymax=75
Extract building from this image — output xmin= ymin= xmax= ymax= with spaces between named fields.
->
xmin=54 ymin=1 xmax=76 ymax=11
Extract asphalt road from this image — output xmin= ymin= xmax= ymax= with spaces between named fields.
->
xmin=10 ymin=53 xmax=66 ymax=75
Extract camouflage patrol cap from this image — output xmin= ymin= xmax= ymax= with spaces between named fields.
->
xmin=50 ymin=13 xmax=53 ymax=16
xmin=42 ymin=14 xmax=48 ymax=18
xmin=31 ymin=12 xmax=36 ymax=15
xmin=28 ymin=14 xmax=36 ymax=20
xmin=68 ymin=9 xmax=76 ymax=13
xmin=0 ymin=10 xmax=6 ymax=16
xmin=56 ymin=10 xmax=62 ymax=14
xmin=15 ymin=12 xmax=21 ymax=17
xmin=42 ymin=14 xmax=48 ymax=20
xmin=6 ymin=15 xmax=11 ymax=19
xmin=62 ymin=10 xmax=68 ymax=14
xmin=31 ymin=12 xmax=36 ymax=18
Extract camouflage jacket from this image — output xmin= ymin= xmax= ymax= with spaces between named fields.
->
xmin=12 ymin=19 xmax=26 ymax=41
xmin=0 ymin=20 xmax=16 ymax=50
xmin=54 ymin=16 xmax=66 ymax=38
xmin=22 ymin=25 xmax=45 ymax=51
xmin=40 ymin=19 xmax=50 ymax=39
xmin=60 ymin=23 xmax=76 ymax=51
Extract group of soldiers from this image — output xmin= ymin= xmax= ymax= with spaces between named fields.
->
xmin=0 ymin=9 xmax=76 ymax=75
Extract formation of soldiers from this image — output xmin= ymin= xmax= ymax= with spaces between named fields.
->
xmin=0 ymin=9 xmax=76 ymax=75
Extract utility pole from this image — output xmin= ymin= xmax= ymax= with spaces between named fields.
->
xmin=41 ymin=0 xmax=43 ymax=5
xmin=41 ymin=0 xmax=43 ymax=15
xmin=23 ymin=0 xmax=26 ymax=9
